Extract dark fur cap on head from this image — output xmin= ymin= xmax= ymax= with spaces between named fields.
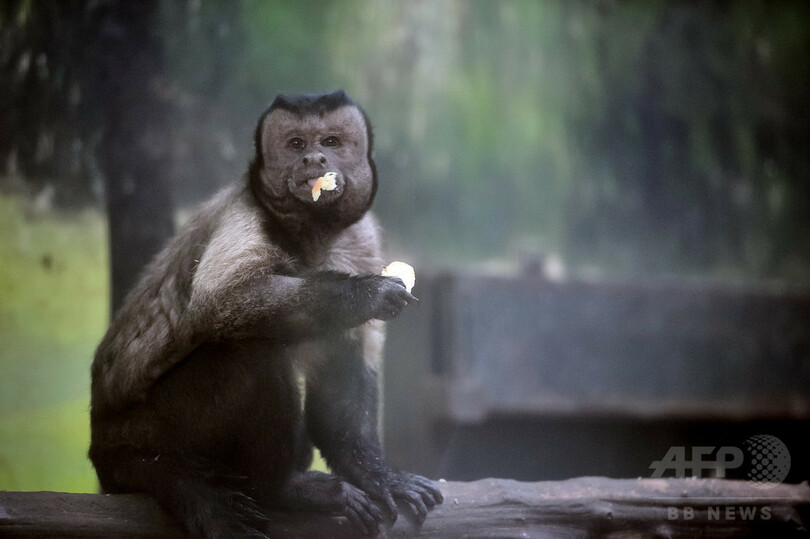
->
xmin=269 ymin=89 xmax=355 ymax=117
xmin=253 ymin=90 xmax=357 ymax=160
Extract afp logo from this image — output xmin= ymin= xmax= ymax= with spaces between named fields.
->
xmin=649 ymin=435 xmax=791 ymax=488
xmin=743 ymin=435 xmax=791 ymax=487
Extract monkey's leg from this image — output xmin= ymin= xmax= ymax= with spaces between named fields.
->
xmin=304 ymin=338 xmax=443 ymax=524
xmin=220 ymin=342 xmax=382 ymax=536
xmin=92 ymin=340 xmax=293 ymax=538
xmin=243 ymin=427 xmax=384 ymax=535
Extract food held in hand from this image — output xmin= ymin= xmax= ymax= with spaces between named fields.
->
xmin=382 ymin=261 xmax=415 ymax=293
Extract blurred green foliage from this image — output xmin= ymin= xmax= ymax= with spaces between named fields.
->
xmin=3 ymin=0 xmax=809 ymax=278
xmin=156 ymin=0 xmax=810 ymax=279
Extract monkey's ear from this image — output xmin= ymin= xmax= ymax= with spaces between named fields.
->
xmin=252 ymin=108 xmax=272 ymax=166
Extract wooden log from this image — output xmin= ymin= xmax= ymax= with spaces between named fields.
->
xmin=1 ymin=477 xmax=808 ymax=538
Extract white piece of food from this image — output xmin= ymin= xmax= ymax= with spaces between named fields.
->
xmin=311 ymin=172 xmax=338 ymax=201
xmin=381 ymin=261 xmax=415 ymax=293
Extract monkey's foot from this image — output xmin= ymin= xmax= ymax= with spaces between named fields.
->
xmin=282 ymin=471 xmax=384 ymax=535
xmin=358 ymin=470 xmax=444 ymax=525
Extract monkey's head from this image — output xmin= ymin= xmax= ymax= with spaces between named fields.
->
xmin=249 ymin=90 xmax=378 ymax=231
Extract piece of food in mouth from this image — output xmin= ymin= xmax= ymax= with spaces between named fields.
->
xmin=381 ymin=261 xmax=415 ymax=293
xmin=311 ymin=172 xmax=338 ymax=201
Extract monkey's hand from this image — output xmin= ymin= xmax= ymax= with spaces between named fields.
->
xmin=357 ymin=469 xmax=444 ymax=525
xmin=351 ymin=274 xmax=418 ymax=322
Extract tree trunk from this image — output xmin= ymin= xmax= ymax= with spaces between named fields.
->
xmin=87 ymin=0 xmax=174 ymax=314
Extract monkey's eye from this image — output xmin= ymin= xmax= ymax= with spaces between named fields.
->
xmin=321 ymin=136 xmax=341 ymax=148
xmin=287 ymin=137 xmax=306 ymax=151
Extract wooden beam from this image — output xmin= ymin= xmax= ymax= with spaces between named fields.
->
xmin=1 ymin=477 xmax=808 ymax=537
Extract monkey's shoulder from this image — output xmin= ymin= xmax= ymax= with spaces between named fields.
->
xmin=186 ymin=185 xmax=291 ymax=290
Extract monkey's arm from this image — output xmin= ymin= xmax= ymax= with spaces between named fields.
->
xmin=186 ymin=201 xmax=415 ymax=335
xmin=92 ymin=204 xmax=414 ymax=412
xmin=93 ymin=270 xmax=412 ymax=413
xmin=187 ymin=270 xmax=415 ymax=341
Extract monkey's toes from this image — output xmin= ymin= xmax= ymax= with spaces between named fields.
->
xmin=390 ymin=473 xmax=444 ymax=523
xmin=342 ymin=482 xmax=384 ymax=535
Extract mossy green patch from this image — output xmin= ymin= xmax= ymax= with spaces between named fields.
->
xmin=0 ymin=194 xmax=107 ymax=492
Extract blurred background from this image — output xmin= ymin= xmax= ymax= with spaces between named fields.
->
xmin=1 ymin=0 xmax=808 ymax=493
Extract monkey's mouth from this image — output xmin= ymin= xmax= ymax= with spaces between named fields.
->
xmin=293 ymin=173 xmax=344 ymax=202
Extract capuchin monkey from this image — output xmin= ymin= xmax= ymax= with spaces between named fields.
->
xmin=89 ymin=90 xmax=443 ymax=537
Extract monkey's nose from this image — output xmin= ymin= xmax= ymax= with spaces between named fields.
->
xmin=302 ymin=152 xmax=327 ymax=166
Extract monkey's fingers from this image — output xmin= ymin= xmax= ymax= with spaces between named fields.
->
xmin=398 ymin=488 xmax=429 ymax=523
xmin=395 ymin=289 xmax=419 ymax=307
xmin=379 ymin=488 xmax=399 ymax=524
xmin=408 ymin=474 xmax=444 ymax=506
xmin=369 ymin=286 xmax=413 ymax=321
xmin=387 ymin=277 xmax=419 ymax=304
xmin=344 ymin=503 xmax=379 ymax=536
xmin=362 ymin=484 xmax=398 ymax=525
xmin=343 ymin=484 xmax=383 ymax=535
xmin=381 ymin=472 xmax=444 ymax=525
xmin=383 ymin=294 xmax=416 ymax=320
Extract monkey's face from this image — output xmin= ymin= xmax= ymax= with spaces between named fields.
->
xmin=255 ymin=105 xmax=376 ymax=221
